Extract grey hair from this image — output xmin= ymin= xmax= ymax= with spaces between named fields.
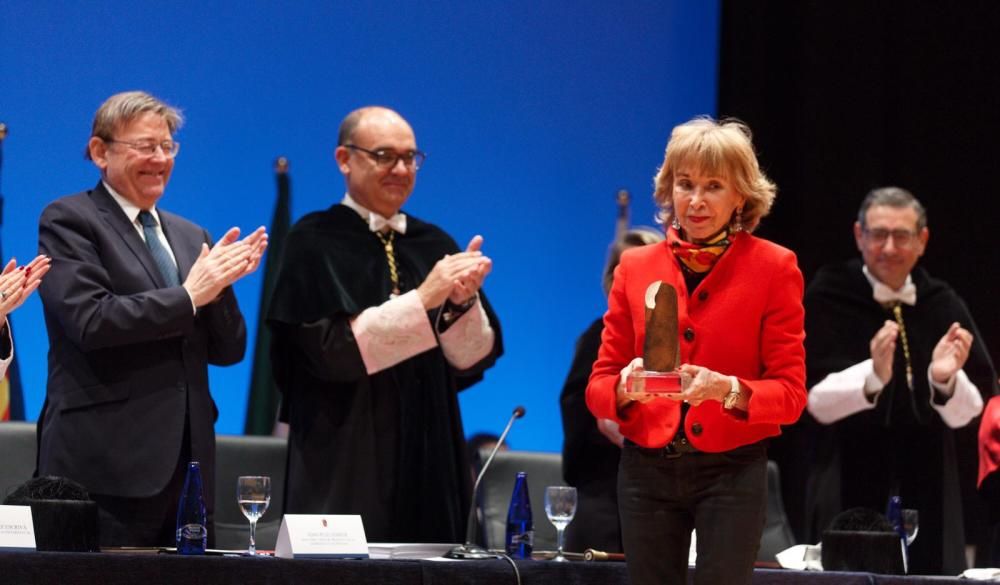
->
xmin=857 ymin=186 xmax=927 ymax=231
xmin=85 ymin=91 xmax=183 ymax=160
xmin=602 ymin=227 xmax=665 ymax=296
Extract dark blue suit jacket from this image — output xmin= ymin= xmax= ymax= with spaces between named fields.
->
xmin=36 ymin=182 xmax=246 ymax=503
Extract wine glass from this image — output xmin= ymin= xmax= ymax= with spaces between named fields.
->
xmin=901 ymin=509 xmax=919 ymax=545
xmin=544 ymin=486 xmax=577 ymax=562
xmin=237 ymin=476 xmax=271 ymax=555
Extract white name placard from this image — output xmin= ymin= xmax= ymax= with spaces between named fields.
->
xmin=0 ymin=505 xmax=36 ymax=552
xmin=274 ymin=514 xmax=368 ymax=559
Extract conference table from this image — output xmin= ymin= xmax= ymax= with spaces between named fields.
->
xmin=0 ymin=551 xmax=973 ymax=585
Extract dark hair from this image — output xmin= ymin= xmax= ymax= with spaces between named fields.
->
xmin=827 ymin=507 xmax=895 ymax=532
xmin=858 ymin=186 xmax=927 ymax=231
xmin=3 ymin=476 xmax=91 ymax=504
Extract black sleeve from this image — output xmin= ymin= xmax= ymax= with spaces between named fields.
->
xmin=0 ymin=321 xmax=10 ymax=360
xmin=271 ymin=316 xmax=368 ymax=388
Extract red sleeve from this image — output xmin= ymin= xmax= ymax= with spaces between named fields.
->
xmin=743 ymin=251 xmax=807 ymax=426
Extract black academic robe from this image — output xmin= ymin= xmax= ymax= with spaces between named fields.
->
xmin=559 ymin=317 xmax=623 ymax=553
xmin=804 ymin=259 xmax=996 ymax=575
xmin=267 ymin=204 xmax=502 ymax=543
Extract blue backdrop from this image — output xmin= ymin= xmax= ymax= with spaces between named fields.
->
xmin=0 ymin=0 xmax=719 ymax=451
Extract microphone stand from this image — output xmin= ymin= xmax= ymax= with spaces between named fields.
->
xmin=445 ymin=406 xmax=525 ymax=560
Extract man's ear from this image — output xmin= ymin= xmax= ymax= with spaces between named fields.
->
xmin=853 ymin=221 xmax=864 ymax=251
xmin=916 ymin=226 xmax=929 ymax=257
xmin=334 ymin=146 xmax=351 ymax=174
xmin=88 ymin=137 xmax=109 ymax=171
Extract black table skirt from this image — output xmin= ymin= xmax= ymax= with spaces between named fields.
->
xmin=0 ymin=551 xmax=967 ymax=585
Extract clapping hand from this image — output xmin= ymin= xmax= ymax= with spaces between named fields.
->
xmin=448 ymin=235 xmax=492 ymax=306
xmin=0 ymin=255 xmax=51 ymax=322
xmin=417 ymin=235 xmax=492 ymax=310
xmin=183 ymin=226 xmax=268 ymax=307
xmin=870 ymin=320 xmax=900 ymax=386
xmin=930 ymin=322 xmax=973 ymax=386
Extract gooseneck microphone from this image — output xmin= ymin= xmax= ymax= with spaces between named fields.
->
xmin=445 ymin=406 xmax=526 ymax=559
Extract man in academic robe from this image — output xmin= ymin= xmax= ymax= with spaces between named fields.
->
xmin=268 ymin=106 xmax=502 ymax=543
xmin=36 ymin=91 xmax=267 ymax=546
xmin=805 ymin=186 xmax=995 ymax=574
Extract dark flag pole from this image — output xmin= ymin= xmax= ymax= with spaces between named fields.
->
xmin=244 ymin=157 xmax=291 ymax=435
xmin=0 ymin=121 xmax=26 ymax=421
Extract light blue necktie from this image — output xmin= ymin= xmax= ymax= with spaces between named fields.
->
xmin=138 ymin=210 xmax=181 ymax=287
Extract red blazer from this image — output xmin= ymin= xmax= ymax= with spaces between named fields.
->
xmin=586 ymin=233 xmax=807 ymax=451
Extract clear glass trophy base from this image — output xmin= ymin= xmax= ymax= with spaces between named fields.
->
xmin=625 ymin=370 xmax=684 ymax=395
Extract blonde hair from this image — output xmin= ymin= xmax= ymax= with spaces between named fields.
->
xmin=85 ymin=91 xmax=183 ymax=160
xmin=653 ymin=117 xmax=776 ymax=232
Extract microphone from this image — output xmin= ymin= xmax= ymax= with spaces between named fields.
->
xmin=445 ymin=406 xmax=526 ymax=559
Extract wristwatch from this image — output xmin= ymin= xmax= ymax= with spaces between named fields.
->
xmin=722 ymin=376 xmax=742 ymax=410
xmin=441 ymin=295 xmax=477 ymax=326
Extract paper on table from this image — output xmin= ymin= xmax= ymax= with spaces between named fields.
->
xmin=775 ymin=543 xmax=823 ymax=571
xmin=367 ymin=542 xmax=457 ymax=560
xmin=961 ymin=568 xmax=1000 ymax=580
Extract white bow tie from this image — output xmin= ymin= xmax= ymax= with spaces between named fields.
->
xmin=873 ymin=280 xmax=917 ymax=306
xmin=369 ymin=213 xmax=407 ymax=234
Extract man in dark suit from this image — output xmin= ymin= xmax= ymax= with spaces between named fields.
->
xmin=36 ymin=91 xmax=267 ymax=547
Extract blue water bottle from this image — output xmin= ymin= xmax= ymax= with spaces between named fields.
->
xmin=176 ymin=461 xmax=207 ymax=555
xmin=505 ymin=471 xmax=533 ymax=559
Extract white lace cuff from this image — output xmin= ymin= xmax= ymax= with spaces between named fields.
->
xmin=807 ymin=359 xmax=879 ymax=424
xmin=930 ymin=368 xmax=983 ymax=428
xmin=438 ymin=298 xmax=495 ymax=370
xmin=351 ymin=290 xmax=438 ymax=375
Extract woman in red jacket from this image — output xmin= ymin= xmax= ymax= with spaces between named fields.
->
xmin=586 ymin=117 xmax=806 ymax=585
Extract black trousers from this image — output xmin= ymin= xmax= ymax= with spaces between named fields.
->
xmin=91 ymin=411 xmax=214 ymax=548
xmin=618 ymin=441 xmax=767 ymax=585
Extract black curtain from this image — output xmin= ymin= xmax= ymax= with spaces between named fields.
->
xmin=719 ymin=0 xmax=1000 ymax=546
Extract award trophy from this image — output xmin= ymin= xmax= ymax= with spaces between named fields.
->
xmin=626 ymin=281 xmax=684 ymax=394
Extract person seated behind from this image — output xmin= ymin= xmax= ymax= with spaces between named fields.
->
xmin=559 ymin=227 xmax=663 ymax=554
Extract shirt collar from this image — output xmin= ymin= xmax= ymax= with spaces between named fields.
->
xmin=862 ymin=264 xmax=917 ymax=306
xmin=340 ymin=192 xmax=407 ymax=234
xmin=103 ymin=181 xmax=162 ymax=228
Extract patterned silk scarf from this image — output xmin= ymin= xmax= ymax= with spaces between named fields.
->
xmin=667 ymin=226 xmax=731 ymax=273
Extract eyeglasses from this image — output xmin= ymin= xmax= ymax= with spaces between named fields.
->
xmin=863 ymin=227 xmax=920 ymax=248
xmin=345 ymin=144 xmax=426 ymax=170
xmin=106 ymin=139 xmax=180 ymax=158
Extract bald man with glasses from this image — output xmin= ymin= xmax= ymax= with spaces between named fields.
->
xmin=800 ymin=187 xmax=996 ymax=574
xmin=268 ymin=106 xmax=502 ymax=543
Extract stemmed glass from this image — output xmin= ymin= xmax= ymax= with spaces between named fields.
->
xmin=902 ymin=509 xmax=919 ymax=545
xmin=544 ymin=486 xmax=577 ymax=562
xmin=237 ymin=476 xmax=271 ymax=555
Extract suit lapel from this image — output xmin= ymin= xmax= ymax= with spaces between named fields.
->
xmin=90 ymin=182 xmax=168 ymax=288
